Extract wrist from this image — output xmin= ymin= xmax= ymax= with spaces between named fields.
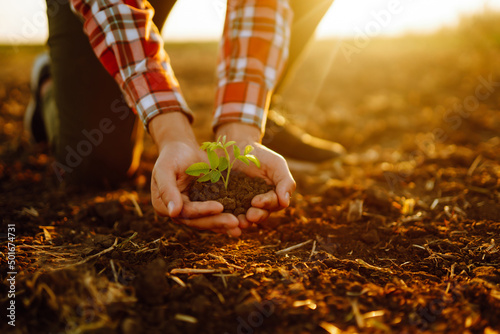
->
xmin=149 ymin=112 xmax=197 ymax=149
xmin=215 ymin=122 xmax=262 ymax=144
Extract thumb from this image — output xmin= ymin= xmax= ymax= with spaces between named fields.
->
xmin=153 ymin=169 xmax=184 ymax=218
xmin=272 ymin=161 xmax=296 ymax=208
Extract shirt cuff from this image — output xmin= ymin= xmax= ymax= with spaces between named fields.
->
xmin=122 ymin=71 xmax=194 ymax=130
xmin=212 ymin=81 xmax=272 ymax=133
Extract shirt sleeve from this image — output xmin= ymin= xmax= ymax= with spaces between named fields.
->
xmin=213 ymin=0 xmax=293 ymax=133
xmin=70 ymin=0 xmax=193 ymax=130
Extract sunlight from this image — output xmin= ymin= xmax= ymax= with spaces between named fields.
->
xmin=316 ymin=0 xmax=500 ymax=38
xmin=2 ymin=0 xmax=500 ymax=43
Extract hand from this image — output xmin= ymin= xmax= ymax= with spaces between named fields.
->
xmin=149 ymin=113 xmax=241 ymax=237
xmin=215 ymin=122 xmax=296 ymax=229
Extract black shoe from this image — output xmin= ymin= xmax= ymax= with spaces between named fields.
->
xmin=263 ymin=109 xmax=346 ymax=162
xmin=24 ymin=52 xmax=50 ymax=143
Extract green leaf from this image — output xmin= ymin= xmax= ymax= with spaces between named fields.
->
xmin=200 ymin=142 xmax=211 ymax=151
xmin=223 ymin=140 xmax=236 ymax=148
xmin=233 ymin=145 xmax=240 ymax=158
xmin=207 ymin=150 xmax=219 ymax=169
xmin=186 ymin=162 xmax=210 ymax=176
xmin=219 ymin=157 xmax=229 ymax=171
xmin=245 ymin=154 xmax=261 ymax=168
xmin=211 ymin=170 xmax=221 ymax=183
xmin=198 ymin=171 xmax=213 ymax=182
xmin=238 ymin=156 xmax=250 ymax=165
xmin=244 ymin=145 xmax=253 ymax=155
xmin=222 ymin=135 xmax=227 ymax=144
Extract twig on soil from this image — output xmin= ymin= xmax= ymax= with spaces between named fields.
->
xmin=19 ymin=206 xmax=39 ymax=217
xmin=174 ymin=314 xmax=198 ymax=324
xmin=319 ymin=321 xmax=341 ymax=334
xmin=117 ymin=232 xmax=138 ymax=248
xmin=293 ymin=299 xmax=317 ymax=309
xmin=127 ymin=192 xmax=143 ymax=217
xmin=349 ymin=299 xmax=365 ymax=328
xmin=259 ymin=243 xmax=280 ymax=249
xmin=467 ymin=155 xmax=482 ymax=178
xmin=169 ymin=275 xmax=186 ymax=288
xmin=213 ymin=273 xmax=240 ymax=289
xmin=110 ymin=259 xmax=118 ymax=283
xmin=170 ymin=268 xmax=223 ymax=274
xmin=208 ymin=253 xmax=244 ymax=270
xmin=276 ymin=239 xmax=313 ymax=255
xmin=445 ymin=263 xmax=456 ymax=294
xmin=41 ymin=227 xmax=52 ymax=243
xmin=208 ymin=285 xmax=226 ymax=304
xmin=355 ymin=259 xmax=393 ymax=274
xmin=308 ymin=240 xmax=317 ymax=261
xmin=72 ymin=238 xmax=118 ymax=266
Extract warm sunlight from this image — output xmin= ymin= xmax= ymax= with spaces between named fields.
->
xmin=2 ymin=0 xmax=500 ymax=44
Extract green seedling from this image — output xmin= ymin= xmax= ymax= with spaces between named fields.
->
xmin=185 ymin=136 xmax=261 ymax=190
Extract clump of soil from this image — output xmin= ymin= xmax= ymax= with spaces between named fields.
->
xmin=188 ymin=172 xmax=274 ymax=215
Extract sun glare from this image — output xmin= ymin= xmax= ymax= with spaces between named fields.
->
xmin=1 ymin=0 xmax=500 ymax=43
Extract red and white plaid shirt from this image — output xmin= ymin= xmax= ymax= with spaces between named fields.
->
xmin=70 ymin=0 xmax=292 ymax=133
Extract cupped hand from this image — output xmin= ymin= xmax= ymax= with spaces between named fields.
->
xmin=149 ymin=113 xmax=241 ymax=237
xmin=215 ymin=122 xmax=296 ymax=228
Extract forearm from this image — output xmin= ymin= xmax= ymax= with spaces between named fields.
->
xmin=149 ymin=112 xmax=197 ymax=149
xmin=213 ymin=0 xmax=293 ymax=133
xmin=70 ymin=0 xmax=193 ymax=129
xmin=215 ymin=122 xmax=262 ymax=144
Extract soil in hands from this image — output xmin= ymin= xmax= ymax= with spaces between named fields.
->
xmin=188 ymin=172 xmax=273 ymax=215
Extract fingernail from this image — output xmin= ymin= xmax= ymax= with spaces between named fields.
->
xmin=167 ymin=201 xmax=175 ymax=216
xmin=285 ymin=192 xmax=290 ymax=206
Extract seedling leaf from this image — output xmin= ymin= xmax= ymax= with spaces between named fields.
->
xmin=233 ymin=145 xmax=240 ymax=158
xmin=219 ymin=157 xmax=229 ymax=171
xmin=244 ymin=145 xmax=253 ymax=155
xmin=186 ymin=162 xmax=210 ymax=176
xmin=207 ymin=150 xmax=219 ymax=169
xmin=211 ymin=170 xmax=221 ymax=183
xmin=200 ymin=142 xmax=211 ymax=151
xmin=245 ymin=154 xmax=261 ymax=168
xmin=198 ymin=171 xmax=213 ymax=182
xmin=186 ymin=141 xmax=261 ymax=190
xmin=238 ymin=156 xmax=250 ymax=165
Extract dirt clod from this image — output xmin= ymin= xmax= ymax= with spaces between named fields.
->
xmin=188 ymin=172 xmax=273 ymax=215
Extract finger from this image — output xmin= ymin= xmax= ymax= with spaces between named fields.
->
xmin=251 ymin=190 xmax=279 ymax=211
xmin=175 ymin=213 xmax=239 ymax=231
xmin=271 ymin=160 xmax=296 ymax=208
xmin=179 ymin=196 xmax=224 ymax=219
xmin=246 ymin=207 xmax=270 ymax=224
xmin=237 ymin=214 xmax=253 ymax=229
xmin=227 ymin=226 xmax=242 ymax=237
xmin=152 ymin=170 xmax=183 ymax=218
xmin=151 ymin=184 xmax=170 ymax=217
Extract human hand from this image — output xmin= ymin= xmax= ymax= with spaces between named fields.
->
xmin=149 ymin=113 xmax=241 ymax=237
xmin=215 ymin=122 xmax=296 ymax=228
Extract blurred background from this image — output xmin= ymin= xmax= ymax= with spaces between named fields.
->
xmin=1 ymin=0 xmax=500 ymax=157
xmin=2 ymin=0 xmax=500 ymax=43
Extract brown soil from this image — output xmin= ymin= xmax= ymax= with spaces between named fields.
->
xmin=188 ymin=172 xmax=274 ymax=215
xmin=1 ymin=17 xmax=500 ymax=334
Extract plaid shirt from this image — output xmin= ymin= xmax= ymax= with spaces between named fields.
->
xmin=70 ymin=0 xmax=292 ymax=133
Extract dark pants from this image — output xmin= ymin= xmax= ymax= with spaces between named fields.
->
xmin=45 ymin=0 xmax=333 ymax=185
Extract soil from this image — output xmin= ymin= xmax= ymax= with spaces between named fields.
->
xmin=1 ymin=17 xmax=500 ymax=334
xmin=188 ymin=172 xmax=274 ymax=215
